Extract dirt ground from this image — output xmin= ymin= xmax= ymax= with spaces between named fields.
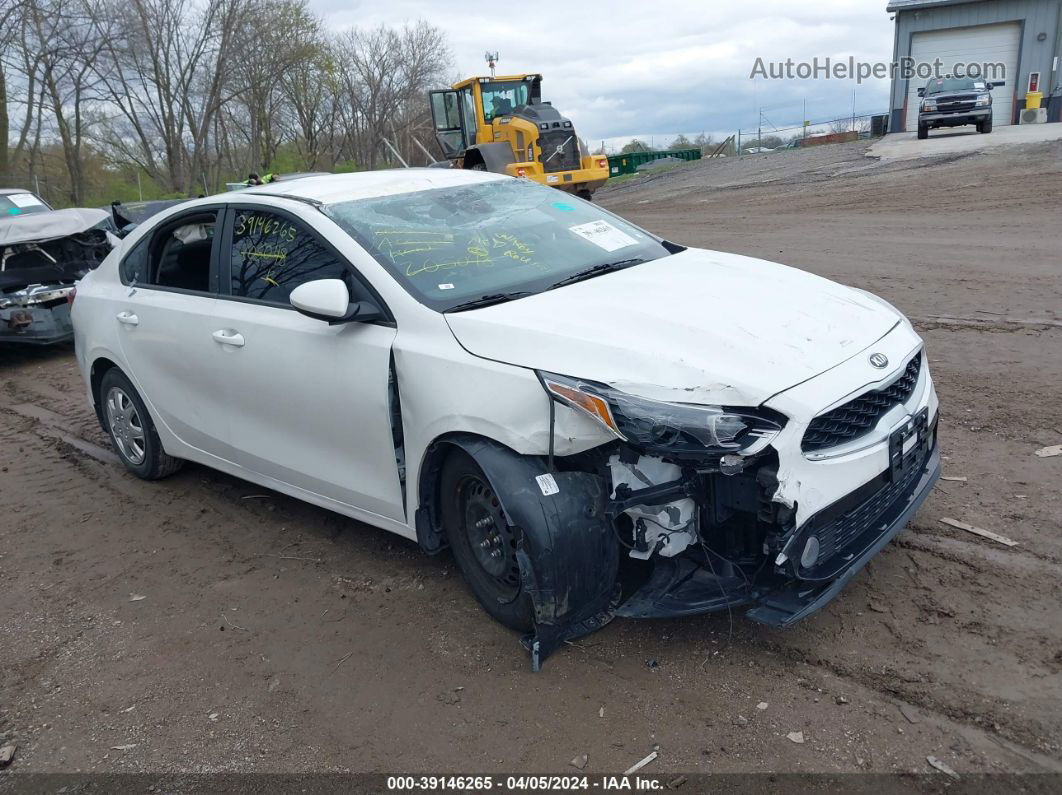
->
xmin=1 ymin=139 xmax=1061 ymax=778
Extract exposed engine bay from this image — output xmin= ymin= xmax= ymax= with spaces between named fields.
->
xmin=1 ymin=208 xmax=116 ymax=344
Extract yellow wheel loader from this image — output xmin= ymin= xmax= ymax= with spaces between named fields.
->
xmin=428 ymin=74 xmax=609 ymax=199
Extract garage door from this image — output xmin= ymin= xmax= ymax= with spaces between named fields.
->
xmin=905 ymin=23 xmax=1020 ymax=131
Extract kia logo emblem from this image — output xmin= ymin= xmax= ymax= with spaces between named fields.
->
xmin=869 ymin=353 xmax=889 ymax=369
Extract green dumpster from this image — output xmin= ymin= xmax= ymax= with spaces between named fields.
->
xmin=606 ymin=148 xmax=701 ymax=178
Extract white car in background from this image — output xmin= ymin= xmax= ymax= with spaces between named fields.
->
xmin=72 ymin=170 xmax=939 ymax=669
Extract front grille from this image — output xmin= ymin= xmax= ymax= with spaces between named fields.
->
xmin=821 ymin=434 xmax=924 ymax=558
xmin=939 ymin=101 xmax=976 ymax=112
xmin=808 ymin=437 xmax=928 ymax=576
xmin=802 ymin=353 xmax=922 ymax=453
xmin=538 ymin=130 xmax=580 ymax=173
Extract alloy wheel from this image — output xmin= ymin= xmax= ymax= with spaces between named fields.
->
xmin=105 ymin=386 xmax=147 ymax=465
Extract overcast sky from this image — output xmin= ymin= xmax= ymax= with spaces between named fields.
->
xmin=316 ymin=0 xmax=896 ymax=148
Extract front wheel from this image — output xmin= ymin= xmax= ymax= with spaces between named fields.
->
xmin=100 ymin=368 xmax=183 ymax=480
xmin=576 ymin=189 xmax=594 ymax=202
xmin=440 ymin=450 xmax=533 ymax=632
xmin=979 ymin=118 xmax=993 ymax=134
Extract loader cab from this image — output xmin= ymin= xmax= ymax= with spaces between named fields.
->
xmin=429 ymin=74 xmax=543 ymax=158
xmin=480 ymin=76 xmax=542 ymax=122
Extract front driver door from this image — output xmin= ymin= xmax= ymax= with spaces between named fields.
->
xmin=212 ymin=204 xmax=405 ymax=522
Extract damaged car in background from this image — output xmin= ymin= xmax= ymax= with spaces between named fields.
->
xmin=71 ymin=171 xmax=940 ymax=669
xmin=2 ymin=198 xmax=118 ymax=344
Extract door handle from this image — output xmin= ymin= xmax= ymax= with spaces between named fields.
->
xmin=212 ymin=329 xmax=245 ymax=347
xmin=116 ymin=311 xmax=139 ymax=326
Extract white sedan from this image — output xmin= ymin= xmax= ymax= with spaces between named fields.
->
xmin=72 ymin=170 xmax=940 ymax=669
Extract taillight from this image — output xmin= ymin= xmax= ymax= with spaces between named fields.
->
xmin=516 ymin=167 xmax=526 ymax=177
xmin=596 ymin=158 xmax=607 ymax=168
xmin=67 ymin=286 xmax=77 ymax=306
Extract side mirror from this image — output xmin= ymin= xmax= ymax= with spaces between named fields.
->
xmin=290 ymin=279 xmax=384 ymax=325
xmin=917 ymin=88 xmax=925 ymax=98
xmin=990 ymin=81 xmax=1005 ymax=89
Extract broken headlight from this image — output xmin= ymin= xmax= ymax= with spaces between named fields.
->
xmin=539 ymin=372 xmax=785 ymax=460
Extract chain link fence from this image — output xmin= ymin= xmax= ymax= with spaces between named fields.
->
xmin=736 ymin=111 xmax=889 ymax=153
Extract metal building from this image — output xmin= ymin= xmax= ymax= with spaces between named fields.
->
xmin=887 ymin=0 xmax=1062 ymax=131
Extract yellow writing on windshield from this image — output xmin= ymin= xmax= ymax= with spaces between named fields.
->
xmin=376 ymin=228 xmax=539 ymax=276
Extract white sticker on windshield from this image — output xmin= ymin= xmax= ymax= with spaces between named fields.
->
xmin=438 ymin=283 xmax=455 ymax=290
xmin=568 ymin=220 xmax=638 ymax=253
xmin=7 ymin=193 xmax=44 ymax=208
xmin=535 ymin=473 xmax=560 ymax=496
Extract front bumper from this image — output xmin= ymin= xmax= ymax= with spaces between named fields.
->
xmin=503 ymin=160 xmax=610 ymax=193
xmin=747 ymin=438 xmax=939 ymax=626
xmin=616 ymin=434 xmax=940 ymax=623
xmin=0 ymin=302 xmax=74 ymax=345
xmin=920 ymin=109 xmax=990 ymax=126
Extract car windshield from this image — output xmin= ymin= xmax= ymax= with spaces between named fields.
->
xmin=925 ymin=76 xmax=985 ymax=95
xmin=324 ymin=178 xmax=673 ymax=311
xmin=1 ymin=192 xmax=50 ymax=216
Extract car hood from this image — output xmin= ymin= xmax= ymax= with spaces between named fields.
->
xmin=444 ymin=248 xmax=901 ymax=406
xmin=0 ymin=207 xmax=111 ymax=247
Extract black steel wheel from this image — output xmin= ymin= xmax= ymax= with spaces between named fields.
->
xmin=440 ymin=450 xmax=533 ymax=631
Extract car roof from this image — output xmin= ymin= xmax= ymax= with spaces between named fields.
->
xmin=239 ymin=168 xmax=507 ymax=205
xmin=0 ymin=188 xmax=39 ymax=195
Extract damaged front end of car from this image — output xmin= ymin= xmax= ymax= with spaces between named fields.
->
xmin=0 ymin=209 xmax=116 ymax=345
xmin=446 ymin=357 xmax=939 ymax=670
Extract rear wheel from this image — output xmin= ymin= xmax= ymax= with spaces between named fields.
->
xmin=468 ymin=162 xmax=487 ymax=171
xmin=576 ymin=189 xmax=594 ymax=202
xmin=917 ymin=124 xmax=929 ymax=140
xmin=100 ymin=369 xmax=183 ymax=480
xmin=440 ymin=450 xmax=533 ymax=632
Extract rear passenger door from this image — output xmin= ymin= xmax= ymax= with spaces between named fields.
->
xmin=114 ymin=206 xmax=237 ymax=461
xmin=212 ymin=204 xmax=405 ymax=521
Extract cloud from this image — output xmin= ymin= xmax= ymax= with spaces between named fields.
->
xmin=313 ymin=0 xmax=894 ymax=144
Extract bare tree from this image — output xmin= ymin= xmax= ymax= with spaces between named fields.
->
xmin=17 ymin=0 xmax=116 ymax=202
xmin=333 ymin=21 xmax=450 ymax=169
xmin=0 ymin=0 xmax=24 ymax=178
xmin=1 ymin=0 xmax=451 ymax=203
xmin=280 ymin=44 xmax=337 ymax=170
xmin=91 ymin=0 xmax=243 ymax=193
xmin=229 ymin=0 xmax=321 ymax=170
